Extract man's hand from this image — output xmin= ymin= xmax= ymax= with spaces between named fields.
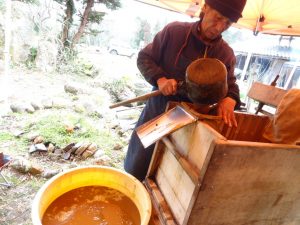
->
xmin=217 ymin=97 xmax=237 ymax=127
xmin=157 ymin=77 xmax=178 ymax=96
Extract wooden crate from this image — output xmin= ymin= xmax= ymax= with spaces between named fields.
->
xmin=145 ymin=110 xmax=300 ymax=225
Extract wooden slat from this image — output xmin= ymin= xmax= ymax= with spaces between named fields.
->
xmin=156 ymin=149 xmax=196 ymax=225
xmin=162 ymin=137 xmax=199 ymax=184
xmin=147 ymin=141 xmax=165 ymax=178
xmin=247 ymin=82 xmax=287 ymax=107
xmin=145 ymin=178 xmax=177 ymax=225
xmin=217 ymin=112 xmax=270 ymax=142
xmin=170 ymin=122 xmax=225 ymax=172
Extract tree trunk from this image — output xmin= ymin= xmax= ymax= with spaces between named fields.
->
xmin=1 ymin=0 xmax=12 ymax=102
xmin=71 ymin=0 xmax=94 ymax=48
xmin=61 ymin=0 xmax=74 ymax=48
xmin=4 ymin=0 xmax=12 ymax=76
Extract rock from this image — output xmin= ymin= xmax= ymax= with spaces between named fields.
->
xmin=113 ymin=143 xmax=123 ymax=151
xmin=74 ymin=104 xmax=85 ymax=113
xmin=52 ymin=98 xmax=70 ymax=109
xmin=42 ymin=169 xmax=60 ymax=179
xmin=54 ymin=149 xmax=63 ymax=154
xmin=92 ymin=155 xmax=112 ymax=166
xmin=64 ymin=84 xmax=82 ymax=95
xmin=27 ymin=132 xmax=39 ymax=142
xmin=25 ymin=104 xmax=35 ymax=113
xmin=93 ymin=149 xmax=105 ymax=159
xmin=10 ymin=157 xmax=31 ymax=173
xmin=28 ymin=164 xmax=43 ymax=175
xmin=29 ymin=143 xmax=47 ymax=153
xmin=62 ymin=143 xmax=76 ymax=152
xmin=10 ymin=104 xmax=26 ymax=113
xmin=35 ymin=143 xmax=47 ymax=152
xmin=41 ymin=99 xmax=53 ymax=109
xmin=33 ymin=136 xmax=44 ymax=144
xmin=13 ymin=130 xmax=25 ymax=138
xmin=64 ymin=124 xmax=75 ymax=133
xmin=10 ymin=157 xmax=42 ymax=175
xmin=31 ymin=101 xmax=43 ymax=110
xmin=29 ymin=145 xmax=37 ymax=153
xmin=47 ymin=143 xmax=55 ymax=153
xmin=82 ymin=143 xmax=98 ymax=159
xmin=62 ymin=150 xmax=72 ymax=160
xmin=74 ymin=143 xmax=90 ymax=156
xmin=69 ymin=142 xmax=82 ymax=153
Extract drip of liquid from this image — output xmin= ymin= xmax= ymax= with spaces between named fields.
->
xmin=42 ymin=186 xmax=141 ymax=225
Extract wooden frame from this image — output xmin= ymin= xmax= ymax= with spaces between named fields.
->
xmin=145 ymin=105 xmax=300 ymax=225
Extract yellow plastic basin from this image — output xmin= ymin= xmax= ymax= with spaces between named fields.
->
xmin=31 ymin=166 xmax=151 ymax=225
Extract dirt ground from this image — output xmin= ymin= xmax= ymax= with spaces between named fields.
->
xmin=0 ymin=52 xmax=141 ymax=225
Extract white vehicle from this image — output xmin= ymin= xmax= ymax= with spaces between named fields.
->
xmin=108 ymin=43 xmax=137 ymax=58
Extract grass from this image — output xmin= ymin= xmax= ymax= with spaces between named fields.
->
xmin=0 ymin=132 xmax=29 ymax=154
xmin=21 ymin=111 xmax=122 ymax=151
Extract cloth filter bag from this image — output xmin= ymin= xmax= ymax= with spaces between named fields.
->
xmin=263 ymin=88 xmax=300 ymax=145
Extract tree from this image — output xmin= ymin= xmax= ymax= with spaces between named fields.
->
xmin=133 ymin=17 xmax=152 ymax=49
xmin=58 ymin=0 xmax=121 ymax=51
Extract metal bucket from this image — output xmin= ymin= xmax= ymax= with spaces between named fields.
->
xmin=186 ymin=58 xmax=228 ymax=104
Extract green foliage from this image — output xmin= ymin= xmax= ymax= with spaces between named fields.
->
xmin=88 ymin=11 xmax=105 ymax=23
xmin=102 ymin=76 xmax=132 ymax=101
xmin=0 ymin=0 xmax=5 ymax=12
xmin=0 ymin=132 xmax=14 ymax=142
xmin=0 ymin=132 xmax=29 ymax=154
xmin=87 ymin=28 xmax=103 ymax=37
xmin=19 ymin=0 xmax=40 ymax=4
xmin=57 ymin=49 xmax=98 ymax=76
xmin=25 ymin=47 xmax=38 ymax=69
xmin=97 ymin=0 xmax=121 ymax=10
xmin=24 ymin=113 xmax=119 ymax=150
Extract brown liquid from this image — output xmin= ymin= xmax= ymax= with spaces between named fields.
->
xmin=42 ymin=186 xmax=141 ymax=225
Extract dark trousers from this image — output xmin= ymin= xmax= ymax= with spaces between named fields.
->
xmin=124 ymin=90 xmax=190 ymax=181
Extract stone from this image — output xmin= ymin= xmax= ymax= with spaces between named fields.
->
xmin=82 ymin=143 xmax=98 ymax=159
xmin=33 ymin=136 xmax=44 ymax=144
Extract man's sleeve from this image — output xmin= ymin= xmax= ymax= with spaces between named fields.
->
xmin=136 ymin=25 xmax=170 ymax=86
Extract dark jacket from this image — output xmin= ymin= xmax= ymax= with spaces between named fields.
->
xmin=124 ymin=21 xmax=241 ymax=181
xmin=137 ymin=21 xmax=240 ymax=106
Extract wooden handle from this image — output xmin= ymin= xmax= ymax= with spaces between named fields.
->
xmin=109 ymin=90 xmax=162 ymax=109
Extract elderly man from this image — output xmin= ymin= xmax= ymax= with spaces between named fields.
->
xmin=125 ymin=0 xmax=247 ymax=181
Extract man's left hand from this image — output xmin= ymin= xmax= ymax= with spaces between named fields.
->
xmin=217 ymin=97 xmax=237 ymax=127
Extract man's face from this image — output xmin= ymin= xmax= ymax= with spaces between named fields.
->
xmin=201 ymin=5 xmax=232 ymax=40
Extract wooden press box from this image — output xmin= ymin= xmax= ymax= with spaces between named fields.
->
xmin=144 ymin=109 xmax=300 ymax=225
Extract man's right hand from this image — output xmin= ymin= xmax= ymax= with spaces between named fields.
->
xmin=157 ymin=77 xmax=178 ymax=96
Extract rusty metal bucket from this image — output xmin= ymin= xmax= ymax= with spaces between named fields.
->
xmin=186 ymin=58 xmax=228 ymax=105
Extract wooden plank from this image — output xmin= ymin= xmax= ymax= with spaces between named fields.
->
xmin=147 ymin=141 xmax=165 ymax=178
xmin=188 ymin=141 xmax=300 ymax=225
xmin=247 ymin=82 xmax=287 ymax=107
xmin=162 ymin=137 xmax=199 ymax=184
xmin=170 ymin=122 xmax=225 ymax=172
xmin=217 ymin=112 xmax=270 ymax=142
xmin=145 ymin=178 xmax=177 ymax=225
xmin=156 ymin=149 xmax=196 ymax=225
